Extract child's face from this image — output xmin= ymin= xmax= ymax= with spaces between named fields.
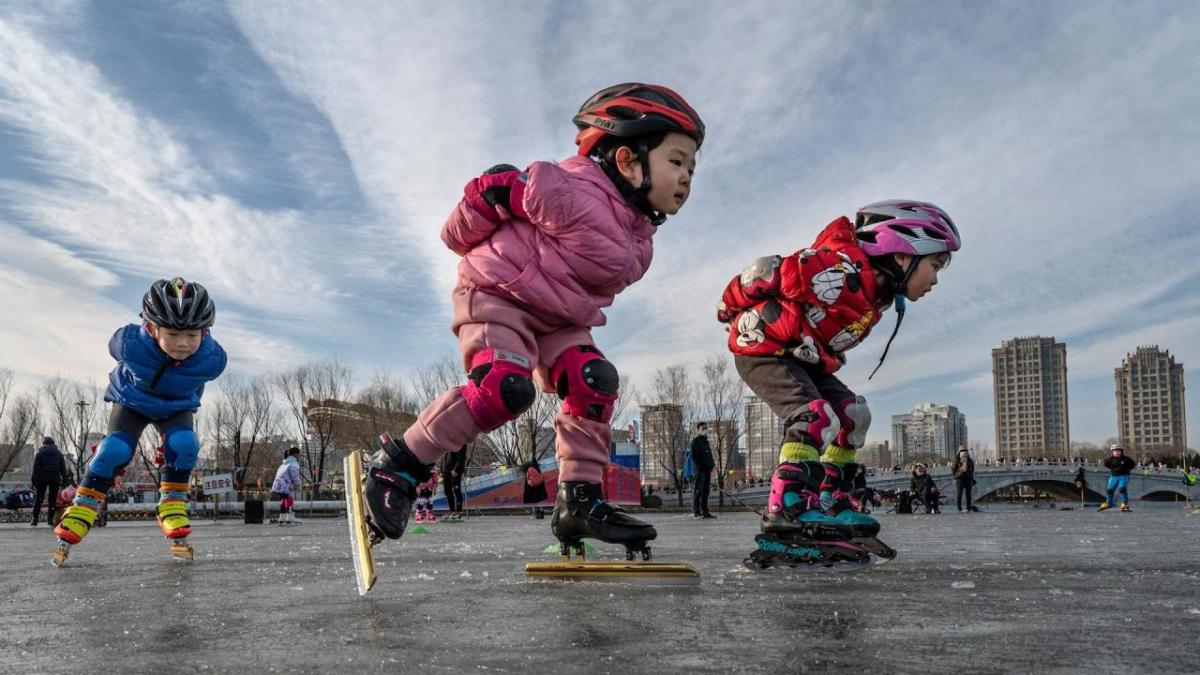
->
xmin=896 ymin=252 xmax=951 ymax=301
xmin=147 ymin=323 xmax=203 ymax=360
xmin=616 ymin=132 xmax=698 ymax=216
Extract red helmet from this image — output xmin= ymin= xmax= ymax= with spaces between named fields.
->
xmin=573 ymin=83 xmax=705 ymax=157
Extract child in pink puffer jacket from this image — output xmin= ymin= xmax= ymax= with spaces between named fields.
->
xmin=365 ymin=83 xmax=705 ymax=560
xmin=412 ymin=468 xmax=439 ymax=524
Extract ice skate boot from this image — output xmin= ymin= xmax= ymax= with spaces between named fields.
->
xmin=819 ymin=462 xmax=896 ymax=560
xmin=551 ymin=481 xmax=656 ymax=561
xmin=413 ymin=508 xmax=426 ymax=523
xmin=426 ymin=511 xmax=437 ymax=523
xmin=363 ymin=434 xmax=434 ymax=542
xmin=1097 ymin=501 xmax=1111 ymax=511
xmin=528 ymin=481 xmax=697 ymax=585
xmin=1120 ymin=504 xmax=1131 ymax=512
xmin=157 ymin=500 xmax=193 ymax=561
xmin=745 ymin=462 xmax=871 ymax=572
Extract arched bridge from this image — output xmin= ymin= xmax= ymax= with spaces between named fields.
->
xmin=722 ymin=465 xmax=1193 ymax=505
xmin=865 ymin=465 xmax=1192 ymax=503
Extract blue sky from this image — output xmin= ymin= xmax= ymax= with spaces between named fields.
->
xmin=1 ymin=1 xmax=1198 ymax=449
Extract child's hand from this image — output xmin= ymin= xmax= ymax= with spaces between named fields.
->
xmin=464 ymin=164 xmax=528 ymax=222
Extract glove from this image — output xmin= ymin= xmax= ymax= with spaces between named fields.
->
xmin=464 ymin=164 xmax=528 ymax=222
xmin=716 ymin=301 xmax=735 ymax=324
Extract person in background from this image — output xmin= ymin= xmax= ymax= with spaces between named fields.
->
xmin=271 ymin=447 xmax=303 ymax=525
xmin=31 ymin=437 xmax=70 ymax=528
xmin=952 ymin=445 xmax=975 ymax=513
xmin=689 ymin=422 xmax=716 ymax=519
xmin=440 ymin=445 xmax=467 ymax=520
xmin=1099 ymin=443 xmax=1136 ymax=512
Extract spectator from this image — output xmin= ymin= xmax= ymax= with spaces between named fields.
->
xmin=522 ymin=456 xmax=548 ymax=519
xmin=689 ymin=422 xmax=716 ymax=519
xmin=952 ymin=445 xmax=976 ymax=513
xmin=910 ymin=463 xmax=940 ymax=514
xmin=440 ymin=445 xmax=467 ymax=520
xmin=31 ymin=436 xmax=71 ymax=527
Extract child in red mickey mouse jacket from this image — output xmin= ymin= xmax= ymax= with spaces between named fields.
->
xmin=717 ymin=201 xmax=961 ymax=568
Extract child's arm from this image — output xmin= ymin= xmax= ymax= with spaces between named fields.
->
xmin=441 ymin=164 xmax=528 ymax=255
xmin=716 ymin=254 xmax=806 ymax=322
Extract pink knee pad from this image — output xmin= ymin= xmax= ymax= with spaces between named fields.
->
xmin=832 ymin=395 xmax=871 ymax=449
xmin=550 ymin=345 xmax=618 ymax=422
xmin=786 ymin=399 xmax=840 ymax=448
xmin=460 ymin=348 xmax=536 ymax=431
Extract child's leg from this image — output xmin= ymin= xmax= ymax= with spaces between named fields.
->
xmin=536 ymin=327 xmax=615 ymax=485
xmin=368 ymin=289 xmax=541 ymax=539
xmin=56 ymin=404 xmax=149 ymax=544
xmin=733 ymin=356 xmax=834 ymax=464
xmin=811 ymin=374 xmax=870 ymax=503
xmin=1117 ymin=476 xmax=1130 ymax=506
xmin=153 ymin=411 xmax=199 ymax=539
xmin=400 ymin=290 xmax=541 ymax=465
xmin=1105 ymin=476 xmax=1118 ymax=505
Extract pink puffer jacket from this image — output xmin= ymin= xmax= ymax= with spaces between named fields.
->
xmin=442 ymin=156 xmax=655 ymax=327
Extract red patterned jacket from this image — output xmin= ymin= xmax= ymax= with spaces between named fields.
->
xmin=717 ymin=217 xmax=885 ymax=374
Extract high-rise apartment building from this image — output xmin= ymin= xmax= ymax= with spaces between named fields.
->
xmin=891 ymin=403 xmax=967 ymax=464
xmin=743 ymin=396 xmax=784 ymax=479
xmin=992 ymin=336 xmax=1070 ymax=459
xmin=639 ymin=404 xmax=684 ymax=487
xmin=1115 ymin=346 xmax=1187 ymax=459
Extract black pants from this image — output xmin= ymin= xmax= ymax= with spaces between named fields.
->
xmin=693 ymin=471 xmax=712 ymax=515
xmin=32 ymin=480 xmax=60 ymax=525
xmin=956 ymin=478 xmax=973 ymax=511
xmin=734 ymin=355 xmax=855 ymax=447
xmin=444 ymin=473 xmax=464 ymax=512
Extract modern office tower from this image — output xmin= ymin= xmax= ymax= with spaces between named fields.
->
xmin=639 ymin=403 xmax=684 ymax=487
xmin=891 ymin=403 xmax=967 ymax=464
xmin=743 ymin=396 xmax=785 ymax=479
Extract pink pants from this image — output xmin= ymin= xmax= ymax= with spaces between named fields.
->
xmin=402 ymin=288 xmax=612 ymax=484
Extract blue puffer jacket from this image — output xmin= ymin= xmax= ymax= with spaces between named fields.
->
xmin=104 ymin=324 xmax=228 ymax=419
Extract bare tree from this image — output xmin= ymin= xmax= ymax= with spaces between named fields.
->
xmin=40 ymin=377 xmax=103 ymax=479
xmin=699 ymin=355 xmax=746 ymax=508
xmin=641 ymin=364 xmax=694 ymax=507
xmin=272 ymin=359 xmax=353 ymax=496
xmin=350 ymin=371 xmax=418 ymax=451
xmin=0 ymin=368 xmax=13 ymax=426
xmin=1 ymin=392 xmax=41 ymax=482
xmin=413 ymin=352 xmax=462 ymax=408
xmin=212 ymin=374 xmax=280 ymax=489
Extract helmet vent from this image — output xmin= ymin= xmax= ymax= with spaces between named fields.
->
xmin=606 ymin=105 xmax=643 ymax=120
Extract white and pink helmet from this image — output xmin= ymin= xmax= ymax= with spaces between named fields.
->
xmin=854 ymin=200 xmax=961 ymax=257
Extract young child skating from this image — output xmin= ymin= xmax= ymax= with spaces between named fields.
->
xmin=272 ymin=447 xmax=303 ymax=525
xmin=412 ymin=468 xmax=439 ymax=524
xmin=717 ymin=201 xmax=960 ymax=569
xmin=54 ymin=278 xmax=227 ymax=565
xmin=364 ymin=82 xmax=704 ymax=561
xmin=1099 ymin=443 xmax=1136 ymax=512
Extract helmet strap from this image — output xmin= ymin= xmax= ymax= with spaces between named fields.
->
xmin=868 ymin=255 xmax=923 ymax=380
xmin=597 ymin=141 xmax=666 ymax=226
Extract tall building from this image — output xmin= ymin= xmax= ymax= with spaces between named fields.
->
xmin=992 ymin=336 xmax=1070 ymax=459
xmin=860 ymin=440 xmax=892 ymax=468
xmin=1115 ymin=346 xmax=1187 ymax=459
xmin=639 ymin=404 xmax=684 ymax=488
xmin=743 ymin=396 xmax=784 ymax=480
xmin=891 ymin=403 xmax=967 ymax=464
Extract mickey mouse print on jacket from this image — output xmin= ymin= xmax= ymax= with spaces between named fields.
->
xmin=716 ymin=217 xmax=883 ymax=374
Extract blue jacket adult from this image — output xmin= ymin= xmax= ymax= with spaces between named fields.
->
xmin=105 ymin=323 xmax=227 ymax=419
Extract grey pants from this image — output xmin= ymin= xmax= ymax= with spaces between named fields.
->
xmin=734 ymin=355 xmax=855 ymax=447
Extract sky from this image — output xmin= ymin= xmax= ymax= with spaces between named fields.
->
xmin=1 ymin=1 xmax=1198 ymax=449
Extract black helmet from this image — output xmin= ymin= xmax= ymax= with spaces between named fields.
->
xmin=142 ymin=277 xmax=215 ymax=329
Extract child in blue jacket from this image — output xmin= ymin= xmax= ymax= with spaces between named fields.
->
xmin=54 ymin=278 xmax=226 ymax=564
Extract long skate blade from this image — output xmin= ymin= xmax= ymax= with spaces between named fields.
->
xmin=344 ymin=451 xmax=377 ymax=596
xmin=855 ymin=538 xmax=898 ymax=561
xmin=525 ymin=561 xmax=700 ymax=586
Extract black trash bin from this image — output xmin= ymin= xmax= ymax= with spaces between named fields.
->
xmin=244 ymin=499 xmax=264 ymax=524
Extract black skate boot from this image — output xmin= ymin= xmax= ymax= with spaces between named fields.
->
xmin=551 ymin=481 xmax=656 ymax=561
xmin=364 ymin=434 xmax=434 ymax=543
xmin=746 ymin=461 xmax=871 ymax=572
